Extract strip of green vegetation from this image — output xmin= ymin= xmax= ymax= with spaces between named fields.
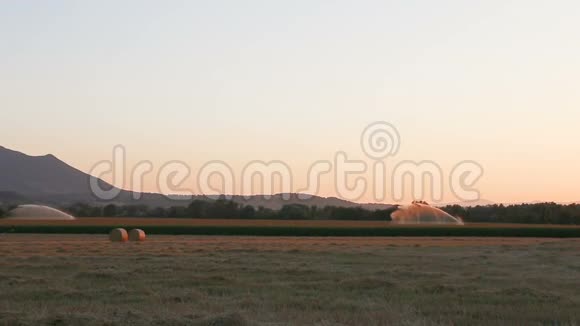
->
xmin=1 ymin=225 xmax=580 ymax=237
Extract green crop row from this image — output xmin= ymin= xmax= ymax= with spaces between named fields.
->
xmin=2 ymin=225 xmax=580 ymax=237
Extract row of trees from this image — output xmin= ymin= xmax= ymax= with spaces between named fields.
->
xmin=441 ymin=203 xmax=580 ymax=225
xmin=65 ymin=199 xmax=396 ymax=221
xmin=66 ymin=201 xmax=580 ymax=224
xmin=3 ymin=200 xmax=580 ymax=224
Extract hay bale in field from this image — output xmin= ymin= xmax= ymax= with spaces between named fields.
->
xmin=109 ymin=228 xmax=128 ymax=242
xmin=129 ymin=229 xmax=146 ymax=242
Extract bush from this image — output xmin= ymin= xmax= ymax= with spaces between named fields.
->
xmin=239 ymin=205 xmax=256 ymax=219
xmin=279 ymin=204 xmax=310 ymax=219
xmin=103 ymin=204 xmax=117 ymax=217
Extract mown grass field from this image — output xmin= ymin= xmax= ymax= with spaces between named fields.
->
xmin=1 ymin=218 xmax=580 ymax=237
xmin=1 ymin=234 xmax=579 ymax=325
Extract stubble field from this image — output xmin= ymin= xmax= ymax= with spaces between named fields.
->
xmin=1 ymin=234 xmax=579 ymax=325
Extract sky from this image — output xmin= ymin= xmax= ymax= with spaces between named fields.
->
xmin=1 ymin=0 xmax=579 ymax=204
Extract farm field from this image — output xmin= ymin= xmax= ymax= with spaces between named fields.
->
xmin=3 ymin=218 xmax=396 ymax=228
xmin=2 ymin=217 xmax=580 ymax=228
xmin=0 ymin=234 xmax=579 ymax=325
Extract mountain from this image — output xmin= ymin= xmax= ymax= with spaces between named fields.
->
xmin=0 ymin=191 xmax=26 ymax=203
xmin=0 ymin=146 xmax=395 ymax=210
xmin=0 ymin=146 xmax=180 ymax=206
xmin=0 ymin=146 xmax=114 ymax=197
xmin=226 ymin=194 xmax=394 ymax=211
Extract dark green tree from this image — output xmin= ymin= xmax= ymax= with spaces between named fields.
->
xmin=148 ymin=207 xmax=167 ymax=218
xmin=167 ymin=206 xmax=188 ymax=218
xmin=370 ymin=209 xmax=394 ymax=221
xmin=207 ymin=199 xmax=240 ymax=219
xmin=188 ymin=200 xmax=209 ymax=218
xmin=103 ymin=204 xmax=118 ymax=217
xmin=279 ymin=204 xmax=310 ymax=219
xmin=255 ymin=206 xmax=276 ymax=219
xmin=240 ymin=205 xmax=256 ymax=219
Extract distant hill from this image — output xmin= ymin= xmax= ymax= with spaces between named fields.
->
xmin=224 ymin=194 xmax=394 ymax=211
xmin=0 ymin=146 xmax=395 ymax=210
xmin=439 ymin=199 xmax=496 ymax=207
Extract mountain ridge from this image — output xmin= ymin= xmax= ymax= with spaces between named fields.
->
xmin=0 ymin=146 xmax=395 ymax=210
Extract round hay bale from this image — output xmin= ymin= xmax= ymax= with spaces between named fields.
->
xmin=129 ymin=229 xmax=146 ymax=242
xmin=109 ymin=228 xmax=128 ymax=242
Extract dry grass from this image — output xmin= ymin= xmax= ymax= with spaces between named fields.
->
xmin=1 ymin=235 xmax=579 ymax=325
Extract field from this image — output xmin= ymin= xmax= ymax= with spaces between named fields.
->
xmin=1 ymin=234 xmax=580 ymax=325
xmin=5 ymin=218 xmax=580 ymax=228
xmin=2 ymin=218 xmax=580 ymax=237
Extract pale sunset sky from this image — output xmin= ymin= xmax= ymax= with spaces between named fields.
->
xmin=1 ymin=1 xmax=579 ymax=204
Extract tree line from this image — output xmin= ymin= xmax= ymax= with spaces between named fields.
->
xmin=64 ymin=199 xmax=395 ymax=221
xmin=65 ymin=200 xmax=580 ymax=224
xmin=2 ymin=200 xmax=580 ymax=224
xmin=441 ymin=203 xmax=580 ymax=225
